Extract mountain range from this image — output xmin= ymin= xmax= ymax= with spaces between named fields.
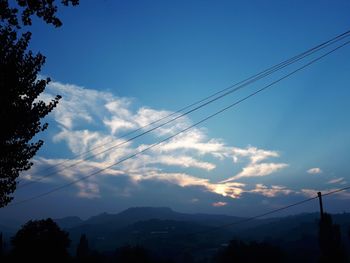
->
xmin=1 ymin=206 xmax=349 ymax=260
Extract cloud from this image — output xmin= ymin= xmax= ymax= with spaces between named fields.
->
xmin=300 ymin=189 xmax=317 ymax=198
xmin=27 ymin=157 xmax=125 ymax=198
xmin=190 ymin=198 xmax=199 ymax=203
xmin=327 ymin=177 xmax=346 ymax=185
xmin=105 ymin=99 xmax=133 ymax=117
xmin=232 ymin=146 xmax=279 ymax=164
xmin=301 ymin=188 xmax=350 ymax=199
xmin=223 ymin=163 xmax=288 ymax=182
xmin=154 ymin=129 xmax=228 ymax=157
xmin=31 ymin=80 xmax=291 ymax=201
xmin=307 ymin=168 xmax=322 ymax=175
xmin=212 ymin=202 xmax=227 ymax=207
xmin=249 ymin=184 xmax=293 ymax=197
xmin=132 ymin=172 xmax=245 ymax=199
xmin=76 ymin=181 xmax=100 ymax=199
xmin=103 ymin=117 xmax=136 ymax=135
xmin=42 ymin=81 xmax=113 ymax=129
xmin=221 ymin=147 xmax=288 ymax=182
xmin=149 ymin=155 xmax=216 ymax=171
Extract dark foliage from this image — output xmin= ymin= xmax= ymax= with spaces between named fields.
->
xmin=0 ymin=0 xmax=79 ymax=28
xmin=0 ymin=232 xmax=3 ymax=257
xmin=0 ymin=213 xmax=348 ymax=262
xmin=11 ymin=218 xmax=70 ymax=262
xmin=0 ymin=26 xmax=60 ymax=206
xmin=114 ymin=245 xmax=152 ymax=263
xmin=213 ymin=240 xmax=285 ymax=263
xmin=0 ymin=0 xmax=78 ymax=207
xmin=318 ymin=213 xmax=347 ymax=263
xmin=76 ymin=234 xmax=90 ymax=262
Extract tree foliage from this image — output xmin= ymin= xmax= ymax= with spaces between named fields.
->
xmin=0 ymin=0 xmax=79 ymax=28
xmin=114 ymin=245 xmax=152 ymax=263
xmin=0 ymin=0 xmax=78 ymax=207
xmin=11 ymin=218 xmax=70 ymax=262
xmin=318 ymin=213 xmax=347 ymax=263
xmin=213 ymin=239 xmax=285 ymax=263
xmin=77 ymin=233 xmax=90 ymax=261
xmin=0 ymin=26 xmax=60 ymax=206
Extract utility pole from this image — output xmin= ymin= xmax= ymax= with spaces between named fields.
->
xmin=317 ymin=191 xmax=324 ymax=220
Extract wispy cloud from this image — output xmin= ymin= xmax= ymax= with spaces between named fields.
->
xmin=301 ymin=188 xmax=350 ymax=199
xmin=32 ymin=80 xmax=291 ymax=201
xmin=221 ymin=146 xmax=288 ymax=182
xmin=327 ymin=177 xmax=346 ymax=185
xmin=133 ymin=172 xmax=245 ymax=199
xmin=249 ymin=184 xmax=293 ymax=197
xmin=212 ymin=201 xmax=227 ymax=207
xmin=223 ymin=163 xmax=288 ymax=182
xmin=149 ymin=155 xmax=216 ymax=171
xmin=307 ymin=168 xmax=322 ymax=175
xmin=232 ymin=146 xmax=279 ymax=164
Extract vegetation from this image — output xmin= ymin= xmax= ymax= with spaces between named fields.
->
xmin=0 ymin=213 xmax=349 ymax=263
xmin=318 ymin=213 xmax=347 ymax=263
xmin=11 ymin=218 xmax=70 ymax=262
xmin=0 ymin=0 xmax=79 ymax=207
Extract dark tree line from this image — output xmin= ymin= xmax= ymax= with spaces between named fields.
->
xmin=0 ymin=218 xmax=169 ymax=263
xmin=0 ymin=0 xmax=79 ymax=207
xmin=0 ymin=214 xmax=349 ymax=263
xmin=318 ymin=213 xmax=347 ymax=263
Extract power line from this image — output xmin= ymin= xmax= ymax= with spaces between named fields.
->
xmin=9 ymin=39 xmax=350 ymax=206
xmin=18 ymin=30 xmax=350 ymax=188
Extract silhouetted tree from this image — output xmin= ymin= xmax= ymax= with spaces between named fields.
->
xmin=0 ymin=0 xmax=78 ymax=207
xmin=114 ymin=245 xmax=152 ymax=263
xmin=213 ymin=240 xmax=285 ymax=263
xmin=11 ymin=218 xmax=70 ymax=263
xmin=0 ymin=232 xmax=3 ymax=257
xmin=180 ymin=251 xmax=195 ymax=263
xmin=77 ymin=234 xmax=90 ymax=262
xmin=0 ymin=27 xmax=61 ymax=206
xmin=318 ymin=213 xmax=347 ymax=263
xmin=0 ymin=0 xmax=79 ymax=29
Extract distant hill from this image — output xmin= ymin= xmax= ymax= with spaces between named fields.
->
xmin=1 ymin=206 xmax=349 ymax=259
xmin=59 ymin=206 xmax=265 ymax=231
xmin=238 ymin=212 xmax=350 ymax=241
xmin=63 ymin=207 xmax=245 ymax=251
xmin=54 ymin=216 xmax=84 ymax=229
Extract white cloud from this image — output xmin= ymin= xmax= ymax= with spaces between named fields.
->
xmin=132 ymin=172 xmax=245 ymax=199
xmin=133 ymin=107 xmax=190 ymax=136
xmin=222 ymin=163 xmax=288 ymax=182
xmin=150 ymin=155 xmax=216 ymax=171
xmin=76 ymin=181 xmax=100 ymax=199
xmin=103 ymin=117 xmax=136 ymax=135
xmin=43 ymin=81 xmax=113 ymax=129
xmin=212 ymin=201 xmax=227 ymax=207
xmin=307 ymin=168 xmax=322 ymax=175
xmin=249 ymin=184 xmax=293 ymax=197
xmin=221 ymin=147 xmax=288 ymax=182
xmin=190 ymin=198 xmax=199 ymax=203
xmin=301 ymin=188 xmax=350 ymax=199
xmin=232 ymin=146 xmax=279 ymax=164
xmin=327 ymin=177 xmax=345 ymax=184
xmin=154 ymin=129 xmax=227 ymax=156
xmin=300 ymin=189 xmax=317 ymax=198
xmin=105 ymin=99 xmax=133 ymax=117
xmin=32 ymin=80 xmax=291 ymax=200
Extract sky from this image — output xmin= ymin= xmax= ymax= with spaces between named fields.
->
xmin=1 ymin=0 xmax=350 ymax=223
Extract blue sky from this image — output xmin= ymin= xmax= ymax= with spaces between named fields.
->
xmin=1 ymin=0 xmax=350 ymax=222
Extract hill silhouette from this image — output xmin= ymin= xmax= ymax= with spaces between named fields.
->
xmin=1 ymin=207 xmax=349 ymax=261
